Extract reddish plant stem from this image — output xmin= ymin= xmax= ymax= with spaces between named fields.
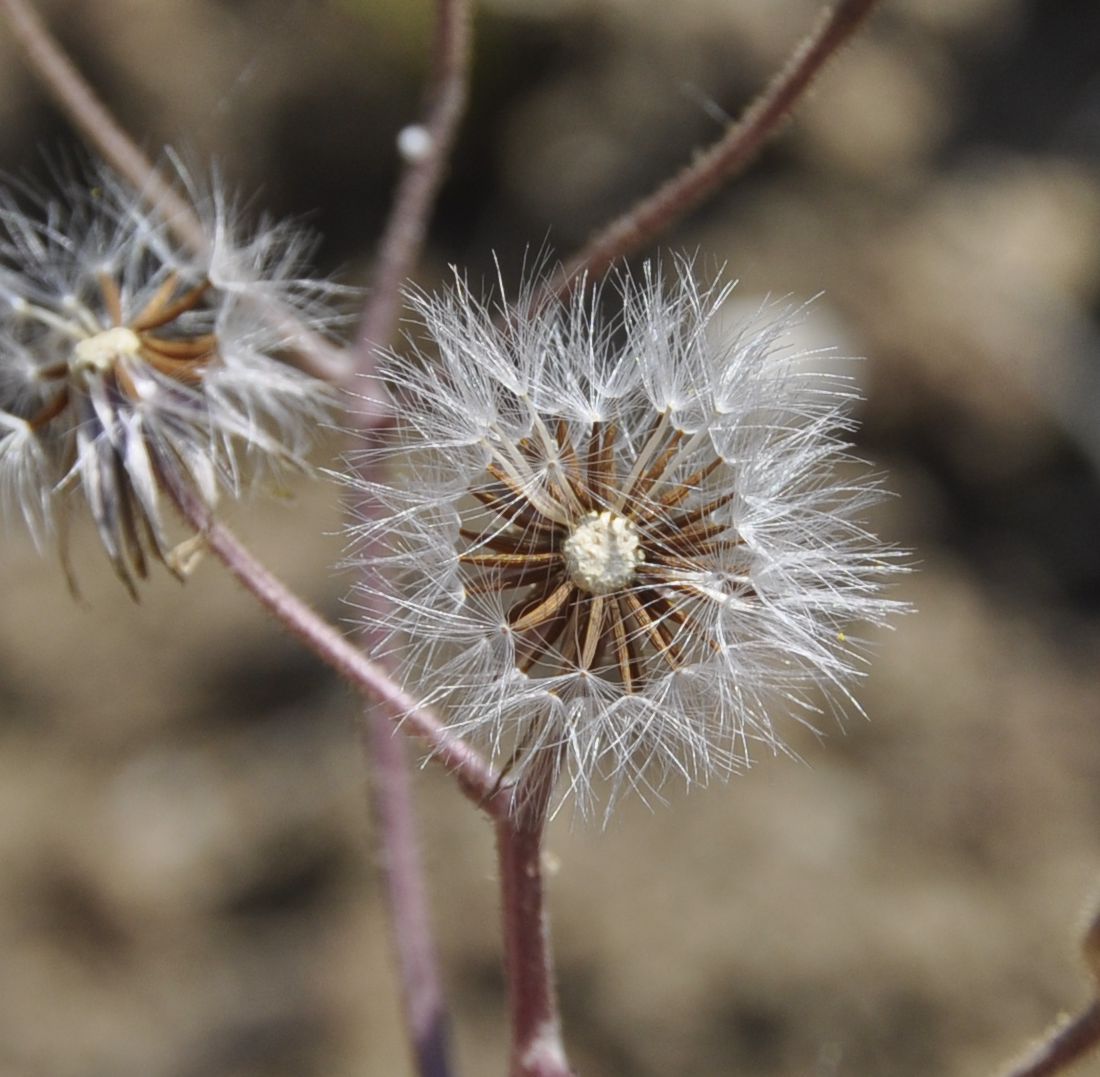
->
xmin=350 ymin=4 xmax=474 ymax=1073
xmin=496 ymin=766 xmax=571 ymax=1077
xmin=355 ymin=0 xmax=472 ymax=366
xmin=4 ymin=4 xmax=453 ymax=1069
xmin=1001 ymin=1001 xmax=1100 ymax=1077
xmin=0 ymin=0 xmax=349 ymax=384
xmin=0 ymin=0 xmax=204 ymax=249
xmin=549 ymin=0 xmax=882 ymax=296
xmin=364 ymin=715 xmax=454 ymax=1077
xmin=166 ymin=477 xmax=502 ymax=810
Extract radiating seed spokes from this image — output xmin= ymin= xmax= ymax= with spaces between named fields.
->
xmin=458 ymin=413 xmax=750 ymax=691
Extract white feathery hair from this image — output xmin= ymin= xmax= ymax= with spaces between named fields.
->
xmin=348 ymin=256 xmax=906 ymax=814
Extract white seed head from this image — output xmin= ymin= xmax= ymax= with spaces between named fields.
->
xmin=71 ymin=326 xmax=141 ymax=373
xmin=562 ymin=510 xmax=642 ymax=595
xmin=350 ymin=257 xmax=908 ymax=815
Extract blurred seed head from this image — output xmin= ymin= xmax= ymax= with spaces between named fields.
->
xmin=0 ymin=159 xmax=342 ymax=596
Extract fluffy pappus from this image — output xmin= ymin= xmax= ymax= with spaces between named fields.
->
xmin=0 ymin=159 xmax=341 ymax=595
xmin=347 ymin=258 xmax=906 ymax=814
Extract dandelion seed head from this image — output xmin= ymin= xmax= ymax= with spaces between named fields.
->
xmin=349 ymin=257 xmax=907 ymax=814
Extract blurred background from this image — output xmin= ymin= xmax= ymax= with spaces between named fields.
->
xmin=2 ymin=0 xmax=1100 ymax=1073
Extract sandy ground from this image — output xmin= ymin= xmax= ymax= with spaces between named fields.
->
xmin=2 ymin=1 xmax=1100 ymax=1074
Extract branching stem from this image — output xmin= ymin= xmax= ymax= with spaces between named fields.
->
xmin=355 ymin=0 xmax=472 ymax=368
xmin=347 ymin=3 xmax=475 ymax=1073
xmin=549 ymin=0 xmax=882 ymax=295
xmin=165 ymin=476 xmax=502 ymax=811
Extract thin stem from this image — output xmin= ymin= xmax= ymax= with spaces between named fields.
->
xmin=349 ymin=4 xmax=474 ymax=1069
xmin=165 ymin=475 xmax=503 ymax=811
xmin=547 ymin=0 xmax=882 ymax=295
xmin=496 ymin=763 xmax=571 ymax=1077
xmin=0 ymin=0 xmax=350 ymax=384
xmin=5 ymin=12 xmax=450 ymax=1069
xmin=355 ymin=0 xmax=472 ymax=369
xmin=364 ymin=713 xmax=454 ymax=1077
xmin=0 ymin=0 xmax=204 ymax=250
xmin=1000 ymin=1000 xmax=1100 ymax=1077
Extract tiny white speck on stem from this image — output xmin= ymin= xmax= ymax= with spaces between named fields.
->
xmin=397 ymin=124 xmax=434 ymax=164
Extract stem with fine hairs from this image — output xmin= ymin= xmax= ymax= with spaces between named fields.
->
xmin=548 ymin=0 xmax=882 ymax=296
xmin=999 ymin=902 xmax=1100 ymax=1077
xmin=0 ymin=0 xmax=203 ymax=249
xmin=355 ymin=0 xmax=472 ymax=363
xmin=364 ymin=715 xmax=455 ymax=1077
xmin=497 ymin=761 xmax=571 ymax=1077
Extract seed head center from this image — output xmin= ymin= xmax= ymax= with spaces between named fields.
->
xmin=72 ymin=326 xmax=141 ymax=374
xmin=562 ymin=510 xmax=643 ymax=595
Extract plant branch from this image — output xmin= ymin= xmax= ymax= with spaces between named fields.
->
xmin=355 ymin=0 xmax=472 ymax=369
xmin=497 ymin=762 xmax=571 ymax=1077
xmin=0 ymin=0 xmax=204 ymax=248
xmin=165 ymin=476 xmax=502 ymax=810
xmin=548 ymin=0 xmax=882 ymax=295
xmin=347 ymin=4 xmax=475 ymax=1071
xmin=1000 ymin=1000 xmax=1100 ymax=1077
xmin=364 ymin=712 xmax=454 ymax=1077
xmin=0 ymin=0 xmax=350 ymax=384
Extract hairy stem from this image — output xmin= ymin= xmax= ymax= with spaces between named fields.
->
xmin=1000 ymin=1001 xmax=1100 ymax=1077
xmin=497 ymin=763 xmax=571 ymax=1077
xmin=356 ymin=0 xmax=472 ymax=367
xmin=165 ymin=476 xmax=501 ymax=809
xmin=549 ymin=0 xmax=882 ymax=295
